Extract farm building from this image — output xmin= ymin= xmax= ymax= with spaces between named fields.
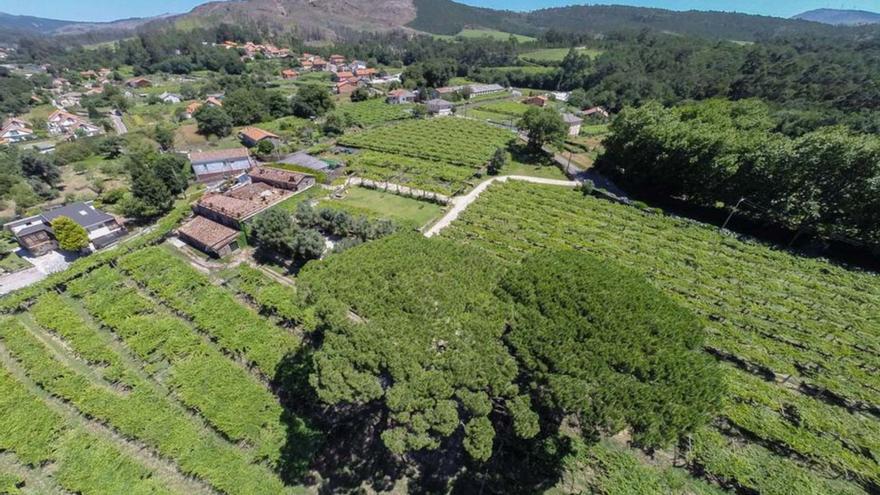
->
xmin=333 ymin=71 xmax=355 ymax=82
xmin=562 ymin=113 xmax=583 ymax=137
xmin=126 ymin=77 xmax=152 ymax=88
xmin=524 ymin=95 xmax=549 ymax=107
xmin=335 ymin=81 xmax=357 ymax=94
xmin=426 ymin=99 xmax=454 ymax=116
xmin=4 ymin=202 xmax=126 ymax=255
xmin=249 ymin=166 xmax=315 ymax=192
xmin=469 ymin=84 xmax=505 ymax=97
xmin=387 ymin=89 xmax=416 ymax=104
xmin=329 ymin=54 xmax=346 ymax=65
xmin=193 ymin=183 xmax=292 ymax=229
xmin=281 ymin=69 xmax=299 ymax=79
xmin=189 ymin=148 xmax=253 ymax=183
xmin=177 ymin=215 xmax=241 ymax=257
xmin=583 ymin=106 xmax=610 ymax=119
xmin=238 ymin=127 xmax=282 ymax=148
xmin=158 ymin=92 xmax=182 ymax=104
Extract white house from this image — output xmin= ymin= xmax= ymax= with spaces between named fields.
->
xmin=426 ymin=99 xmax=454 ymax=117
xmin=0 ymin=118 xmax=34 ymax=144
xmin=159 ymin=92 xmax=183 ymax=104
xmin=387 ymin=89 xmax=416 ymax=105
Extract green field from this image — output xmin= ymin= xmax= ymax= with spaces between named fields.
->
xmin=435 ymin=29 xmax=537 ymax=43
xmin=337 ymin=98 xmax=413 ymax=127
xmin=442 ymin=180 xmax=880 ymax=495
xmin=319 ymin=186 xmax=444 ymax=229
xmin=519 ymin=47 xmax=603 ymax=62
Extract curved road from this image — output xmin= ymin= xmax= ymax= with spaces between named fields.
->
xmin=424 ymin=175 xmax=578 ymax=238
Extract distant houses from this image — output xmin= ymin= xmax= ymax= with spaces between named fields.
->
xmin=47 ymin=110 xmax=102 ymax=138
xmin=4 ymin=202 xmax=126 ymax=256
xmin=583 ymin=106 xmax=610 ymax=119
xmin=189 ymin=148 xmax=254 ymax=183
xmin=562 ymin=113 xmax=584 ymax=137
xmin=184 ymin=97 xmax=223 ymax=119
xmin=524 ymin=95 xmax=549 ymax=107
xmin=126 ymin=77 xmax=152 ymax=89
xmin=158 ymin=92 xmax=182 ymax=104
xmin=281 ymin=69 xmax=299 ymax=79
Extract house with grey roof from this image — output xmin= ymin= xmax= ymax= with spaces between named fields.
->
xmin=425 ymin=99 xmax=454 ymax=116
xmin=277 ymin=151 xmax=331 ymax=172
xmin=3 ymin=202 xmax=126 ymax=255
xmin=189 ymin=148 xmax=253 ymax=183
xmin=562 ymin=113 xmax=583 ymax=137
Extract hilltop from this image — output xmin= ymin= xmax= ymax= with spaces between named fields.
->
xmin=793 ymin=8 xmax=880 ymax=26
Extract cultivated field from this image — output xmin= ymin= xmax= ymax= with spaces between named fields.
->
xmin=338 ymin=117 xmax=515 ymax=194
xmin=337 ymin=98 xmax=413 ymax=127
xmin=442 ymin=180 xmax=880 ymax=495
xmin=0 ymin=244 xmax=317 ymax=495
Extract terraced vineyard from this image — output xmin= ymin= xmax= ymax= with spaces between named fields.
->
xmin=0 ymin=245 xmax=316 ymax=495
xmin=338 ymin=117 xmax=514 ymax=193
xmin=442 ymin=180 xmax=880 ymax=495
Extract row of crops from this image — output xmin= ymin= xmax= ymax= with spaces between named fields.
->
xmin=441 ymin=180 xmax=880 ymax=494
xmin=337 ymin=117 xmax=514 ymax=194
xmin=0 ymin=243 xmax=318 ymax=494
xmin=337 ymin=98 xmax=414 ymax=127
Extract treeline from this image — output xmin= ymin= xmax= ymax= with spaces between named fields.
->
xmin=597 ymin=99 xmax=880 ymax=249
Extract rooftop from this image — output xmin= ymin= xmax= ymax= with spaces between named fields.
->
xmin=190 ymin=148 xmax=251 ymax=165
xmin=178 ymin=216 xmax=239 ymax=250
xmin=250 ymin=166 xmax=312 ymax=185
xmin=42 ymin=202 xmax=114 ymax=229
xmin=239 ymin=127 xmax=280 ymax=142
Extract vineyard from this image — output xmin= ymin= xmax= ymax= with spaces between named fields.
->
xmin=337 ymin=98 xmax=413 ymax=127
xmin=337 ymin=117 xmax=514 ymax=194
xmin=442 ymin=180 xmax=880 ymax=495
xmin=0 ymin=244 xmax=316 ymax=494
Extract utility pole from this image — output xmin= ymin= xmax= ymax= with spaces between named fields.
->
xmin=721 ymin=197 xmax=746 ymax=232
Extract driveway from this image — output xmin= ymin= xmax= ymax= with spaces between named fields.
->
xmin=0 ymin=250 xmax=75 ymax=296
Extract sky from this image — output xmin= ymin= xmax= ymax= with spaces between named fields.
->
xmin=0 ymin=0 xmax=877 ymax=22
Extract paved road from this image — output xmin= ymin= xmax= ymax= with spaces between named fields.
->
xmin=110 ymin=114 xmax=128 ymax=135
xmin=0 ymin=250 xmax=73 ymax=296
xmin=424 ymin=175 xmax=578 ymax=238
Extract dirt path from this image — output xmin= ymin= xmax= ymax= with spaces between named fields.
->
xmin=424 ymin=175 xmax=578 ymax=238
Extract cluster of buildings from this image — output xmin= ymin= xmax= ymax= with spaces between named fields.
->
xmin=178 ymin=166 xmax=315 ymax=257
xmin=4 ymin=202 xmax=126 ymax=256
xmin=220 ymin=41 xmax=292 ymax=60
xmin=47 ymin=110 xmax=103 ymax=138
xmin=523 ymin=95 xmax=611 ymax=136
xmin=0 ymin=118 xmax=35 ymax=145
xmin=436 ymin=83 xmax=506 ymax=100
xmin=184 ymin=96 xmax=224 ymax=119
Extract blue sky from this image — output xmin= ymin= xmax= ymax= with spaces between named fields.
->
xmin=0 ymin=0 xmax=877 ymax=22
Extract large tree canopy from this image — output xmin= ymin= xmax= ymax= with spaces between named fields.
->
xmin=301 ymin=234 xmax=535 ymax=461
xmin=498 ymin=250 xmax=722 ymax=449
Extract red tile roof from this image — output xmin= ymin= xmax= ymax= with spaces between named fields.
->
xmin=249 ymin=166 xmax=311 ymax=186
xmin=239 ymin=127 xmax=279 ymax=142
xmin=189 ymin=148 xmax=251 ymax=164
xmin=178 ymin=216 xmax=239 ymax=250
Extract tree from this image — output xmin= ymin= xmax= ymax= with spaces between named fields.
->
xmin=322 ymin=113 xmax=346 ymax=137
xmin=154 ymin=124 xmax=176 ymax=151
xmin=151 ymin=154 xmax=190 ymax=195
xmin=411 ymin=104 xmax=427 ymax=119
xmin=518 ymin=107 xmax=567 ymax=150
xmin=50 ymin=216 xmax=89 ymax=252
xmin=124 ymin=169 xmax=173 ymax=218
xmin=291 ymin=228 xmax=325 ymax=260
xmin=568 ymin=88 xmax=589 ymax=109
xmin=250 ymin=209 xmax=295 ymax=255
xmin=224 ymin=87 xmax=267 ymax=126
xmin=350 ymin=87 xmax=370 ymax=102
xmin=291 ymin=84 xmax=334 ymax=118
xmin=487 ymin=147 xmax=508 ymax=175
xmin=98 ymin=136 xmax=124 ymax=159
xmin=194 ymin=105 xmax=233 ymax=138
xmin=498 ymin=251 xmax=722 ymax=449
xmin=255 ymin=139 xmax=275 ymax=160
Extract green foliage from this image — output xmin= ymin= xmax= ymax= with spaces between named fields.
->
xmin=225 ymin=264 xmax=315 ymax=329
xmin=0 ymin=361 xmax=63 ymax=465
xmin=499 ymin=251 xmax=722 ymax=448
xmin=301 ymin=234 xmax=525 ymax=460
xmin=291 ymin=84 xmax=334 ymax=118
xmin=487 ymin=147 xmax=508 ymax=175
xmin=193 ymin=104 xmax=233 ymax=138
xmin=338 ymin=117 xmax=514 ymax=168
xmin=50 ymin=216 xmax=89 ymax=251
xmin=599 ymin=99 xmax=880 ymax=247
xmin=443 ymin=180 xmax=880 ymax=492
xmin=337 ymin=99 xmax=413 ymax=127
xmin=518 ymin=107 xmax=567 ymax=150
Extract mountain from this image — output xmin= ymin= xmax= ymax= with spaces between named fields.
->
xmin=793 ymin=8 xmax=880 ymax=26
xmin=0 ymin=11 xmax=164 ymax=43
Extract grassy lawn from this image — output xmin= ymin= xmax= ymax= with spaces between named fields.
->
xmin=0 ymin=251 xmax=30 ymax=274
xmin=174 ymin=124 xmax=243 ymax=151
xmin=319 ymin=186 xmax=444 ymax=229
xmin=519 ymin=47 xmax=603 ymax=62
xmin=504 ymin=160 xmax=569 ymax=180
xmin=269 ymin=186 xmax=328 ymax=213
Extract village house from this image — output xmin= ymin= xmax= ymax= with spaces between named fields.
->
xmin=189 ymin=148 xmax=254 ymax=183
xmin=562 ymin=113 xmax=583 ymax=137
xmin=177 ymin=215 xmax=241 ymax=257
xmin=335 ymin=80 xmax=357 ymax=95
xmin=4 ymin=202 xmax=126 ymax=256
xmin=583 ymin=106 xmax=610 ymax=119
xmin=126 ymin=77 xmax=152 ymax=88
xmin=333 ymin=71 xmax=355 ymax=82
xmin=281 ymin=69 xmax=299 ymax=79
xmin=355 ymin=67 xmax=378 ymax=79
xmin=387 ymin=89 xmax=416 ymax=105
xmin=184 ymin=97 xmax=223 ymax=119
xmin=249 ymin=166 xmax=315 ymax=192
xmin=0 ymin=118 xmax=35 ymax=144
xmin=524 ymin=95 xmax=549 ymax=107
xmin=426 ymin=99 xmax=454 ymax=116
xmin=436 ymin=86 xmax=464 ymax=98
xmin=329 ymin=54 xmax=346 ymax=65
xmin=238 ymin=127 xmax=282 ymax=148
xmin=278 ymin=151 xmax=331 ymax=172
xmin=158 ymin=92 xmax=182 ymax=104
xmin=552 ymin=91 xmax=571 ymax=102
xmin=311 ymin=57 xmax=328 ymax=71
xmin=47 ymin=110 xmax=101 ymax=137
xmin=193 ymin=183 xmax=292 ymax=229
